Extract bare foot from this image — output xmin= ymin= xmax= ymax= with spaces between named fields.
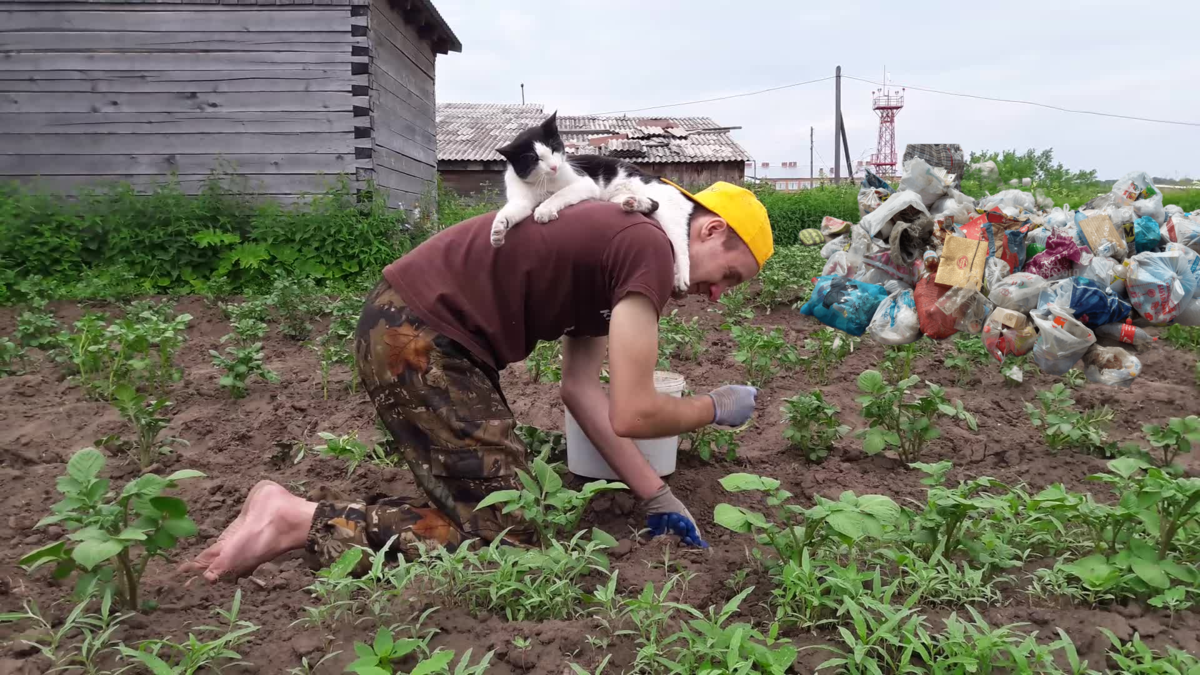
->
xmin=178 ymin=480 xmax=316 ymax=583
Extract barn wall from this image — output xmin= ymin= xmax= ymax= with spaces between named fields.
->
xmin=0 ymin=2 xmax=365 ymax=199
xmin=365 ymin=0 xmax=437 ymax=212
xmin=639 ymin=162 xmax=746 ymax=189
xmin=438 ymin=164 xmax=504 ymax=198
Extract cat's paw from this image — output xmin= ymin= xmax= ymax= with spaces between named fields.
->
xmin=621 ymin=195 xmax=658 ymax=214
xmin=673 ymin=267 xmax=690 ymax=295
xmin=490 ymin=214 xmax=510 ymax=248
xmin=533 ymin=204 xmax=559 ymax=223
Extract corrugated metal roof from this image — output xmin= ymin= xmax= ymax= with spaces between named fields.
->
xmin=437 ymin=102 xmax=751 ymax=164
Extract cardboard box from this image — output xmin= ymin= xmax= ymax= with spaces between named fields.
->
xmin=1079 ymin=214 xmax=1127 ymax=258
xmin=934 ymin=236 xmax=989 ymax=291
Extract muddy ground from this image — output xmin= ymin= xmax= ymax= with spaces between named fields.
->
xmin=1 ymin=293 xmax=1199 ymax=674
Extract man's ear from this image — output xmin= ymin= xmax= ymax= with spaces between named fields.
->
xmin=700 ymin=216 xmax=729 ymax=241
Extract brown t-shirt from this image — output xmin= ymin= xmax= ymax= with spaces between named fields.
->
xmin=383 ymin=200 xmax=676 ymax=370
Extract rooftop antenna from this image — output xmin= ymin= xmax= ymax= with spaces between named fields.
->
xmin=520 ymin=83 xmax=525 ymax=105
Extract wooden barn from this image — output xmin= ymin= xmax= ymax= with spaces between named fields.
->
xmin=0 ymin=0 xmax=460 ymax=212
xmin=437 ymin=103 xmax=751 ymax=196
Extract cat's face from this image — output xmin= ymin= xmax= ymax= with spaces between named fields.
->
xmin=496 ymin=112 xmax=565 ymax=181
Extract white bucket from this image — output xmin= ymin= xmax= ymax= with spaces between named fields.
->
xmin=565 ymin=371 xmax=686 ymax=480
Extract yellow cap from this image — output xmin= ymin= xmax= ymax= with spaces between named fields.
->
xmin=662 ymin=179 xmax=774 ymax=269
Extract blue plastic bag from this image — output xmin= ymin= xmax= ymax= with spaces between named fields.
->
xmin=801 ymin=276 xmax=890 ymax=336
xmin=1134 ymin=216 xmax=1162 ymax=253
xmin=1038 ymin=276 xmax=1132 ymax=328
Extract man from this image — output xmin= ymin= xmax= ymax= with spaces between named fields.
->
xmin=181 ymin=181 xmax=772 ymax=581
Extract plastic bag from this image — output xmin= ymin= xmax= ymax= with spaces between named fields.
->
xmin=1045 ymin=207 xmax=1073 ymax=230
xmin=800 ymin=276 xmax=891 ymax=337
xmin=858 ymin=189 xmax=886 ymax=217
xmin=1124 ymin=249 xmax=1199 ymax=324
xmin=1166 ymin=243 xmax=1200 ymax=290
xmin=859 ymin=190 xmax=931 ymax=241
xmin=982 ymin=308 xmax=1037 ymax=363
xmin=1074 ymin=256 xmax=1126 ymax=296
xmin=1166 ymin=204 xmax=1185 ymax=219
xmin=1132 ymin=216 xmax=1162 ymax=254
xmin=1026 ymin=233 xmax=1087 ymax=281
xmin=1176 ymin=298 xmax=1200 ymax=326
xmin=978 ymin=189 xmax=1037 ymax=218
xmin=930 ymin=190 xmax=976 ymax=228
xmin=867 ymin=289 xmax=920 ymax=345
xmin=984 ymin=257 xmax=1011 ymax=295
xmin=989 ymin=273 xmax=1050 ymax=312
xmin=931 ymin=286 xmax=994 ymax=334
xmin=1082 ymin=345 xmax=1141 ymax=388
xmin=1029 ymin=306 xmax=1097 ymax=375
xmin=899 ymin=157 xmax=952 ymax=207
xmin=1134 ymin=193 xmax=1166 ymax=226
xmin=1165 ymin=215 xmax=1200 ymax=252
xmin=882 ymin=279 xmax=912 ymax=295
xmin=821 ymin=234 xmax=848 ymax=259
xmin=1112 ymin=171 xmax=1156 ymax=202
xmin=1037 ymin=277 xmax=1132 ymax=328
xmin=913 ymin=276 xmax=959 ymax=340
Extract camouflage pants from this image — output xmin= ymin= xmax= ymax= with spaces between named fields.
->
xmin=305 ymin=279 xmax=536 ymax=571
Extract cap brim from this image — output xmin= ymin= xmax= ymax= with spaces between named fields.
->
xmin=661 ymin=178 xmax=705 ymax=210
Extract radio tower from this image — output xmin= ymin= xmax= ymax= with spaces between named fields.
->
xmin=867 ymin=70 xmax=904 ymax=179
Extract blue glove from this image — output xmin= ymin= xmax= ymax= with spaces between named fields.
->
xmin=708 ymin=384 xmax=759 ymax=426
xmin=644 ymin=485 xmax=708 ymax=548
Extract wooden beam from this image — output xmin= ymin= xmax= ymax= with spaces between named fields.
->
xmin=0 ymin=132 xmax=354 ymax=154
xmin=0 ymin=9 xmax=351 ymax=32
xmin=0 ymin=71 xmax=363 ymax=93
xmin=0 ymin=91 xmax=354 ymax=113
xmin=1 ymin=31 xmax=366 ymax=52
xmin=0 ymin=111 xmax=356 ymax=134
xmin=10 ymin=173 xmax=358 ymax=196
xmin=0 ymin=152 xmax=356 ymax=176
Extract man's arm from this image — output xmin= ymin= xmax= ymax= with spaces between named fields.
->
xmin=606 ymin=293 xmax=716 ymax=438
xmin=560 ymin=334 xmax=663 ymax=500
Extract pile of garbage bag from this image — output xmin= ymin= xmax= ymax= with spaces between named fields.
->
xmin=808 ymin=162 xmax=1198 ymax=386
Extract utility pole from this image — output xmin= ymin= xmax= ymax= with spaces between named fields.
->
xmin=520 ymin=83 xmax=525 ymax=105
xmin=833 ymin=66 xmax=842 ymax=184
xmin=810 ymin=126 xmax=814 ymax=187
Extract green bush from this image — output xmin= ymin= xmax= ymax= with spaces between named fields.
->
xmin=750 ymin=183 xmax=858 ymax=248
xmin=1164 ymin=189 xmax=1200 ymax=212
xmin=1 ymin=171 xmax=422 ymax=304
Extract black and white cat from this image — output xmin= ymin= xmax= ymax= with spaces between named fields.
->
xmin=490 ymin=112 xmax=694 ymax=293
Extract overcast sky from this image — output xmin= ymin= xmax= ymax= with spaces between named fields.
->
xmin=430 ymin=0 xmax=1200 ymax=181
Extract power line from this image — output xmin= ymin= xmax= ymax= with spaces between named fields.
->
xmin=843 ymin=75 xmax=1200 ymax=129
xmin=590 ymin=76 xmax=835 ymax=115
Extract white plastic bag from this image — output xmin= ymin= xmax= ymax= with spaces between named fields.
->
xmin=1045 ymin=207 xmax=1073 ymax=230
xmin=859 ymin=190 xmax=930 ymax=241
xmin=1125 ymin=249 xmax=1198 ymax=324
xmin=984 ymin=257 xmax=1011 ymax=295
xmin=1097 ymin=204 xmax=1136 ymax=229
xmin=1075 ymin=256 xmax=1126 ymax=296
xmin=899 ymin=157 xmax=952 ymax=207
xmin=1166 ymin=215 xmax=1200 ymax=253
xmin=930 ymin=189 xmax=976 ymax=228
xmin=868 ymin=289 xmax=921 ymax=345
xmin=1166 ymin=204 xmax=1185 ymax=219
xmin=1082 ymin=345 xmax=1141 ymax=388
xmin=1029 ymin=306 xmax=1097 ymax=375
xmin=1112 ymin=171 xmax=1154 ymax=202
xmin=989 ymin=273 xmax=1051 ymax=313
xmin=821 ymin=234 xmax=848 ymax=259
xmin=858 ymin=188 xmax=886 ymax=217
xmin=978 ymin=189 xmax=1037 ymax=218
xmin=1134 ymin=193 xmax=1166 ymax=225
xmin=822 ymin=250 xmax=858 ymax=278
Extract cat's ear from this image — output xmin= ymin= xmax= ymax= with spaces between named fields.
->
xmin=542 ymin=111 xmax=559 ymax=134
xmin=495 ymin=142 xmax=516 ymax=162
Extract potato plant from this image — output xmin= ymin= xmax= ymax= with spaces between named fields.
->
xmin=799 ymin=328 xmax=857 ymax=385
xmin=731 ymin=325 xmax=801 ymax=387
xmin=210 ymin=341 xmax=279 ymax=399
xmin=855 ymin=370 xmax=977 ymax=464
xmin=1025 ymin=383 xmax=1116 ymax=456
xmin=0 ymin=337 xmax=26 ymax=376
xmin=526 ymin=339 xmax=562 ymax=383
xmin=110 ymin=383 xmax=188 ymax=469
xmin=19 ymin=447 xmax=204 ymax=611
xmin=781 ymin=390 xmax=849 ymax=463
xmin=657 ymin=309 xmax=706 ymax=370
xmin=686 ymin=425 xmax=742 ymax=463
xmin=475 ymin=456 xmax=625 ymax=544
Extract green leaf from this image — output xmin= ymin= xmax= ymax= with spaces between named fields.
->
xmin=718 ymin=473 xmax=780 ymax=492
xmin=373 ymin=627 xmax=394 ymax=659
xmin=826 ymin=511 xmax=865 ymax=540
xmin=855 ymin=495 xmax=901 ymax=523
xmin=149 ymin=496 xmax=188 ymax=519
xmin=589 ymin=528 xmax=617 ymax=549
xmin=72 ymin=538 xmax=125 ymax=570
xmin=1131 ymin=559 xmax=1171 ymax=589
xmin=164 ymin=469 xmax=205 ymax=483
xmin=713 ymin=504 xmax=769 ymax=533
xmin=328 ymin=547 xmax=364 ymax=580
xmin=474 ymin=490 xmax=521 ymax=511
xmin=114 ymin=527 xmax=149 ymax=541
xmin=161 ymin=517 xmax=197 ymax=538
xmin=856 ymin=369 xmax=884 ymax=393
xmin=19 ymin=541 xmax=68 ymax=569
xmin=411 ymin=650 xmax=457 ymax=675
xmin=67 ymin=447 xmax=105 ymax=484
xmin=118 ymin=648 xmax=177 ymax=675
xmin=1107 ymin=457 xmax=1149 ymax=479
xmin=1160 ymin=559 xmax=1200 ymax=583
xmin=861 ymin=429 xmax=888 ymax=455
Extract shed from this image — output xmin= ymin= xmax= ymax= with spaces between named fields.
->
xmin=0 ymin=0 xmax=460 ymax=212
xmin=437 ymin=103 xmax=751 ymax=195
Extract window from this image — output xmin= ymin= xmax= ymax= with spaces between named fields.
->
xmin=789 ymin=181 xmax=799 ymax=190
xmin=776 ymin=181 xmax=787 ymax=190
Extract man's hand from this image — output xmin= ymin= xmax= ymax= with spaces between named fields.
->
xmin=708 ymin=384 xmax=758 ymax=426
xmin=643 ymin=484 xmax=708 ymax=548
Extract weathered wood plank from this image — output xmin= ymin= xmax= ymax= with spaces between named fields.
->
xmin=10 ymin=173 xmax=358 ymax=196
xmin=369 ymin=34 xmax=433 ymax=104
xmin=378 ymin=185 xmax=422 ymax=211
xmin=372 ymin=125 xmax=435 ymax=167
xmin=0 ymin=152 xmax=355 ymax=176
xmin=0 ymin=132 xmax=353 ymax=154
xmin=0 ymin=52 xmax=359 ymax=71
xmin=1 ymin=91 xmax=354 ymax=113
xmin=1 ymin=32 xmax=364 ymax=52
xmin=367 ymin=0 xmax=434 ymax=79
xmin=3 ymin=1 xmax=370 ymax=7
xmin=370 ymin=68 xmax=433 ymax=122
xmin=0 ymin=10 xmax=350 ymax=32
xmin=370 ymin=90 xmax=435 ymax=151
xmin=0 ymin=70 xmax=361 ymax=92
xmin=372 ymin=145 xmax=435 ymax=181
xmin=0 ymin=111 xmax=356 ymax=133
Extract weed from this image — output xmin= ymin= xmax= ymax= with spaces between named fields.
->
xmin=686 ymin=425 xmax=742 ymax=463
xmin=0 ymin=337 xmax=26 ymax=376
xmin=221 ymin=316 xmax=268 ymax=346
xmin=657 ymin=309 xmax=706 ymax=369
xmin=781 ymin=390 xmax=849 ymax=463
xmin=15 ymin=309 xmax=63 ymax=350
xmin=799 ymin=328 xmax=857 ymax=385
xmin=1163 ymin=324 xmax=1200 ymax=352
xmin=856 ymin=370 xmax=977 ymax=464
xmin=0 ymin=595 xmax=131 ymax=673
xmin=267 ymin=276 xmax=324 ymax=340
xmin=526 ymin=339 xmax=562 ymax=383
xmin=658 ymin=587 xmax=797 ymax=674
xmin=210 ymin=341 xmax=279 ymax=398
xmin=1063 ymin=368 xmax=1086 ymax=389
xmin=1002 ymin=354 xmax=1039 ymax=387
xmin=110 ymin=383 xmax=188 ymax=469
xmin=314 ymin=431 xmax=397 ymax=478
xmin=756 ymin=246 xmax=821 ymax=308
xmin=20 ymin=447 xmax=204 ymax=610
xmin=731 ymin=324 xmax=801 ymax=386
xmin=517 ymin=424 xmax=565 ymax=460
xmin=1026 ymin=383 xmax=1116 ymax=456
xmin=1141 ymin=415 xmax=1200 ymax=469
xmin=807 ymin=598 xmax=927 ymax=675
xmin=880 ymin=341 xmax=929 ymax=383
xmin=717 ymin=285 xmax=754 ymax=327
xmin=475 ymin=455 xmax=625 ymax=543
xmin=117 ymin=589 xmax=259 ymax=673
xmin=287 ymin=651 xmax=343 ymax=675
xmin=1102 ymin=629 xmax=1200 ymax=674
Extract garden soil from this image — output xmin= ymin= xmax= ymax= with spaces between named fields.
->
xmin=2 ymin=293 xmax=1199 ymax=674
